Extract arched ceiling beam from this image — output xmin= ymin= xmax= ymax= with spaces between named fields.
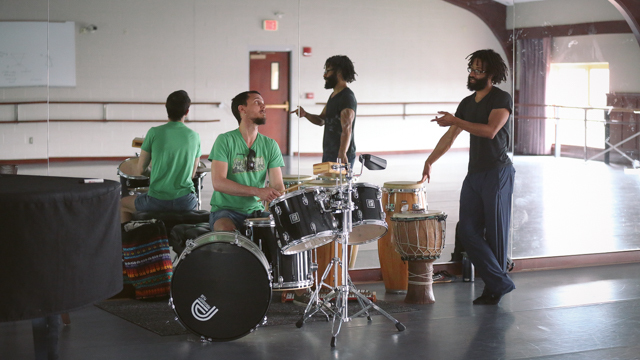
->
xmin=609 ymin=0 xmax=640 ymax=45
xmin=443 ymin=0 xmax=512 ymax=66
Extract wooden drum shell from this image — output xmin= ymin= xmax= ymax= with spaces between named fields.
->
xmin=377 ymin=182 xmax=428 ymax=294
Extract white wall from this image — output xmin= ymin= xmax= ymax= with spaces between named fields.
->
xmin=1 ymin=0 xmax=639 ymax=160
xmin=508 ymin=0 xmax=625 ymax=28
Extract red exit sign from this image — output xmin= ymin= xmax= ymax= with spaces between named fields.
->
xmin=263 ymin=20 xmax=278 ymax=31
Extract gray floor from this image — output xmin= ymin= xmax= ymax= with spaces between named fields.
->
xmin=2 ymin=263 xmax=640 ymax=359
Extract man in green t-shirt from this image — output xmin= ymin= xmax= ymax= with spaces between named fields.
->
xmin=120 ymin=90 xmax=202 ymax=223
xmin=208 ymin=91 xmax=285 ymax=232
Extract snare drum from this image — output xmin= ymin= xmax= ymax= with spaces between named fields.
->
xmin=269 ymin=188 xmax=336 ymax=255
xmin=282 ymin=174 xmax=315 ymax=192
xmin=316 ymin=173 xmax=355 ymax=183
xmin=132 ymin=187 xmax=149 ymax=195
xmin=117 ymin=157 xmax=150 ymax=197
xmin=245 ymin=218 xmax=313 ymax=290
xmin=377 ymin=181 xmax=428 ymax=293
xmin=170 ymin=232 xmax=271 ymax=341
xmin=391 ymin=211 xmax=446 ymax=304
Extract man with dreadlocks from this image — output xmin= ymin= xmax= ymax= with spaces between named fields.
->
xmin=420 ymin=49 xmax=515 ymax=305
xmin=291 ymin=55 xmax=358 ymax=167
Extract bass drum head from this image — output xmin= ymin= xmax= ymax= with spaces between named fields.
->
xmin=171 ymin=232 xmax=271 ymax=341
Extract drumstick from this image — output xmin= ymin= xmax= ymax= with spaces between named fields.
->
xmin=284 ymin=183 xmax=303 ymax=193
xmin=256 ymin=186 xmax=293 ymax=202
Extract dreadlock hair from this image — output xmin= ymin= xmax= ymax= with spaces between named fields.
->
xmin=466 ymin=49 xmax=508 ymax=85
xmin=325 ymin=55 xmax=357 ymax=83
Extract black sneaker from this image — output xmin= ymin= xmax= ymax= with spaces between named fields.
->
xmin=473 ymin=293 xmax=502 ymax=305
xmin=433 ymin=271 xmax=456 ymax=283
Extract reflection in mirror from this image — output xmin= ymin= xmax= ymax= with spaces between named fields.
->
xmin=511 ymin=0 xmax=640 ymax=260
xmin=0 ymin=2 xmax=52 ymax=172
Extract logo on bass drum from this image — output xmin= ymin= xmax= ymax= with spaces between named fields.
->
xmin=191 ymin=295 xmax=219 ymax=321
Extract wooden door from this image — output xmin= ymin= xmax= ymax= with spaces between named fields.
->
xmin=249 ymin=51 xmax=290 ymax=154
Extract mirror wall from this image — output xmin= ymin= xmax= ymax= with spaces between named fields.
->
xmin=1 ymin=0 xmax=638 ymax=269
xmin=511 ymin=0 xmax=640 ymax=259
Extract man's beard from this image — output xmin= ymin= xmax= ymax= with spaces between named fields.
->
xmin=252 ymin=115 xmax=266 ymax=125
xmin=324 ymin=73 xmax=338 ymax=89
xmin=467 ymin=75 xmax=489 ymax=91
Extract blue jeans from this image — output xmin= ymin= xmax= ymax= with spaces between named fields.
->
xmin=458 ymin=165 xmax=516 ymax=297
xmin=135 ymin=192 xmax=198 ymax=212
xmin=209 ymin=209 xmax=270 ymax=233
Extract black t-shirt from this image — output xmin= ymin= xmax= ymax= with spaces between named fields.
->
xmin=322 ymin=87 xmax=357 ymax=164
xmin=455 ymin=86 xmax=513 ymax=173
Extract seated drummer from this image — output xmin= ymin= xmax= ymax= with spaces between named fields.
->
xmin=120 ymin=90 xmax=202 ymax=223
xmin=209 ymin=91 xmax=285 ymax=231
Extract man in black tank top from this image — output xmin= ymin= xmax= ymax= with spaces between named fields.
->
xmin=420 ymin=49 xmax=516 ymax=305
xmin=291 ymin=55 xmax=357 ymax=167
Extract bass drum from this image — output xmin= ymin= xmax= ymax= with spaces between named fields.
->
xmin=170 ymin=232 xmax=272 ymax=342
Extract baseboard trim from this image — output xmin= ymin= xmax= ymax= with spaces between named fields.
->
xmin=350 ymin=250 xmax=640 ymax=283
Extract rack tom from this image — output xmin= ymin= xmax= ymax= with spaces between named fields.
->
xmin=269 ymin=188 xmax=336 ymax=255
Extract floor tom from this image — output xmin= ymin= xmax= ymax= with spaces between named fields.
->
xmin=245 ymin=217 xmax=313 ymax=290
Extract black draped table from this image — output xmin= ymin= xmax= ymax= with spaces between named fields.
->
xmin=0 ymin=174 xmax=123 ymax=322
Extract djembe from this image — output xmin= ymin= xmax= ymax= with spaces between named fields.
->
xmin=391 ymin=211 xmax=447 ymax=304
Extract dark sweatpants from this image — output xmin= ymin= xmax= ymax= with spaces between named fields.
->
xmin=458 ymin=164 xmax=516 ymax=297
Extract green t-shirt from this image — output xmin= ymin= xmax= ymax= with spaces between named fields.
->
xmin=208 ymin=129 xmax=285 ymax=214
xmin=141 ymin=121 xmax=201 ymax=200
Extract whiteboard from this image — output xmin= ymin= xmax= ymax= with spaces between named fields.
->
xmin=0 ymin=21 xmax=76 ymax=87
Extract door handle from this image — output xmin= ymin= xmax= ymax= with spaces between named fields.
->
xmin=265 ymin=100 xmax=289 ymax=112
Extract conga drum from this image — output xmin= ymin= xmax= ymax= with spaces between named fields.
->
xmin=391 ymin=211 xmax=446 ymax=304
xmin=378 ymin=181 xmax=428 ymax=293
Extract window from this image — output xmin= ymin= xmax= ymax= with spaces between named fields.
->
xmin=546 ymin=63 xmax=609 ymax=149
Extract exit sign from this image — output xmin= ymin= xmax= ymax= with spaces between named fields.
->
xmin=263 ymin=20 xmax=278 ymax=31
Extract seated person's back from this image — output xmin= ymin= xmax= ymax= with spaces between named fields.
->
xmin=120 ymin=90 xmax=201 ymax=223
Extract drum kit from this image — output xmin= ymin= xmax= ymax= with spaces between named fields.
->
xmin=271 ymin=155 xmax=406 ymax=347
xmin=117 ymin=156 xmax=210 ymax=209
xmin=165 ymin=154 xmax=447 ymax=347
